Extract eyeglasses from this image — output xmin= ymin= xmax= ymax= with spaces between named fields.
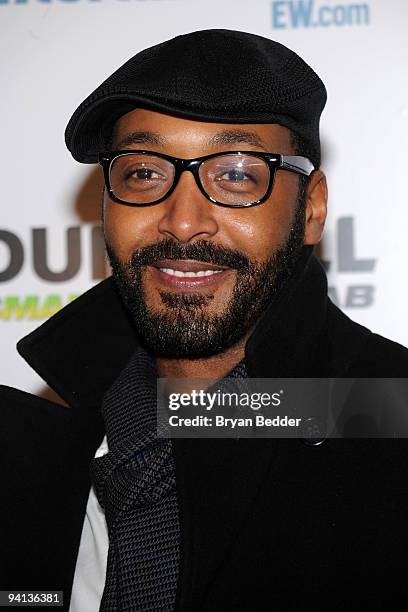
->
xmin=98 ymin=150 xmax=314 ymax=209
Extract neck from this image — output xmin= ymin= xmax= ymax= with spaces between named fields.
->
xmin=156 ymin=332 xmax=250 ymax=380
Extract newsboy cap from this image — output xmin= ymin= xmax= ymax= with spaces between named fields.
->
xmin=65 ymin=29 xmax=327 ymax=167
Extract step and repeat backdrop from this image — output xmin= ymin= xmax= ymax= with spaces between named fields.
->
xmin=1 ymin=0 xmax=407 ymax=395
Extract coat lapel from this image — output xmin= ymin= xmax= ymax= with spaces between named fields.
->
xmin=17 ymin=277 xmax=140 ymax=409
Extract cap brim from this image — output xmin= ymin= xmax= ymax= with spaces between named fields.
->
xmin=65 ymin=93 xmax=303 ymax=164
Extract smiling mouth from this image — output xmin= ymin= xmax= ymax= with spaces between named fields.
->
xmin=149 ymin=259 xmax=232 ymax=288
xmin=159 ymin=267 xmax=223 ymax=278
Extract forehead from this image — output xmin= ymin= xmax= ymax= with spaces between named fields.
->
xmin=112 ymin=108 xmax=294 ymax=154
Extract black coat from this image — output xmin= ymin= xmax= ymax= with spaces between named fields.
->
xmin=2 ymin=254 xmax=408 ymax=611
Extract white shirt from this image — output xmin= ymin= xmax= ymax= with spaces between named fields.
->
xmin=69 ymin=435 xmax=109 ymax=612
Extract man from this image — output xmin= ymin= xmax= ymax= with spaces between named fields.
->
xmin=1 ymin=29 xmax=408 ymax=611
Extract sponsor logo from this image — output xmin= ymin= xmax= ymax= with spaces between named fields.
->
xmin=0 ymin=226 xmax=106 ymax=283
xmin=0 ymin=225 xmax=107 ymax=321
xmin=0 ymin=294 xmax=80 ymax=321
xmin=272 ymin=0 xmax=370 ymax=28
xmin=323 ymin=216 xmax=377 ymax=309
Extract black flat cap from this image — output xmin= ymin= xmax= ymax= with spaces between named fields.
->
xmin=65 ymin=29 xmax=327 ymax=167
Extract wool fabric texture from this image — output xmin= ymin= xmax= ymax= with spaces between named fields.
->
xmin=65 ymin=29 xmax=327 ymax=167
xmin=90 ymin=345 xmax=247 ymax=611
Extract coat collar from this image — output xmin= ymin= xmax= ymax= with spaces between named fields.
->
xmin=17 ymin=274 xmax=140 ymax=410
xmin=17 ymin=247 xmax=331 ymax=408
xmin=245 ymin=246 xmax=328 ymax=376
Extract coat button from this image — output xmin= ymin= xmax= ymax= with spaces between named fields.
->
xmin=300 ymin=417 xmax=326 ymax=446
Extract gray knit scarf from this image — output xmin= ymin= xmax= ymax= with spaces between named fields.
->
xmin=91 ymin=347 xmax=247 ymax=611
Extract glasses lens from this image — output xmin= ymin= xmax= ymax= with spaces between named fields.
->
xmin=109 ymin=154 xmax=175 ymax=204
xmin=199 ymin=154 xmax=270 ymax=206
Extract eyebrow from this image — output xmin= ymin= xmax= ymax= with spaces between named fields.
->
xmin=115 ymin=131 xmax=166 ymax=148
xmin=114 ymin=129 xmax=268 ymax=150
xmin=207 ymin=130 xmax=268 ymax=149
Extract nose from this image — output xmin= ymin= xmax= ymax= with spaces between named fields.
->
xmin=157 ymin=170 xmax=219 ymax=243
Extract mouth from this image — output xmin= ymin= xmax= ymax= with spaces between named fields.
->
xmin=148 ymin=259 xmax=233 ymax=289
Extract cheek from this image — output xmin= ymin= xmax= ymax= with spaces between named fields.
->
xmin=103 ymin=199 xmax=162 ymax=260
xmin=217 ymin=173 xmax=300 ymax=262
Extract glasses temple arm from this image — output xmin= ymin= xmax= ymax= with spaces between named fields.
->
xmin=280 ymin=155 xmax=315 ymax=176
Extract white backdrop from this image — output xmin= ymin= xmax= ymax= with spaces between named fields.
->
xmin=1 ymin=0 xmax=407 ymax=395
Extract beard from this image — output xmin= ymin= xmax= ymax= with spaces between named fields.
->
xmin=105 ymin=200 xmax=306 ymax=359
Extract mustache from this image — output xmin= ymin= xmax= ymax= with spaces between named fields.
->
xmin=111 ymin=239 xmax=254 ymax=272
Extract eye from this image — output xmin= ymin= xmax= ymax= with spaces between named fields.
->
xmin=219 ymin=169 xmax=252 ymax=182
xmin=126 ymin=167 xmax=164 ymax=181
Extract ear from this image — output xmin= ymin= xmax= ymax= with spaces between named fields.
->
xmin=303 ymin=170 xmax=328 ymax=245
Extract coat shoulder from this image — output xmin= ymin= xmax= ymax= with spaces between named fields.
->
xmin=349 ymin=332 xmax=408 ymax=376
xmin=326 ymin=301 xmax=408 ymax=376
xmin=0 ymin=384 xmax=104 ymax=462
xmin=0 ymin=385 xmax=72 ymax=449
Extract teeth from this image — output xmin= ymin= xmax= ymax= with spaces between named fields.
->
xmin=159 ymin=267 xmax=224 ymax=278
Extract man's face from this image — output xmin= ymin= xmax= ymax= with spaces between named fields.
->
xmin=103 ymin=109 xmax=312 ymax=358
